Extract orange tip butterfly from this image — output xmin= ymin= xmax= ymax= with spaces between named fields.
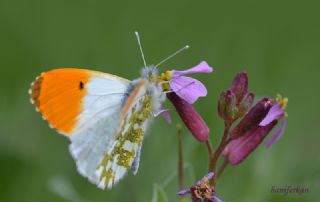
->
xmin=29 ymin=32 xmax=189 ymax=189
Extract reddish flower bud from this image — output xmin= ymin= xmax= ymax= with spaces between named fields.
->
xmin=230 ymin=98 xmax=273 ymax=139
xmin=218 ymin=72 xmax=253 ymax=122
xmin=228 ymin=72 xmax=248 ymax=104
xmin=167 ymin=93 xmax=209 ymax=142
xmin=223 ymin=120 xmax=278 ymax=165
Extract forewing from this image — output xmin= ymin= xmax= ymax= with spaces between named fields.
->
xmin=29 ymin=68 xmax=129 ymax=135
xmin=29 ymin=68 xmax=132 ymax=187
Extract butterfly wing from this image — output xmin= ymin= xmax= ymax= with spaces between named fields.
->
xmin=29 ymin=68 xmax=131 ymax=186
xmin=95 ymin=79 xmax=155 ymax=189
xmin=30 ymin=69 xmax=157 ymax=189
xmin=29 ymin=68 xmax=129 ymax=135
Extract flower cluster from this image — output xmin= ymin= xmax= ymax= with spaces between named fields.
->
xmin=160 ymin=62 xmax=288 ymax=202
xmin=159 ymin=61 xmax=213 ymax=141
xmin=223 ymin=94 xmax=288 ymax=164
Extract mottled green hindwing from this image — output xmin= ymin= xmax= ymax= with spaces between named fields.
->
xmin=96 ymin=95 xmax=152 ymax=189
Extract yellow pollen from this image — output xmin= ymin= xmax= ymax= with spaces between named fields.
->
xmin=158 ymin=70 xmax=172 ymax=81
xmin=276 ymin=94 xmax=288 ymax=110
xmin=157 ymin=71 xmax=173 ymax=91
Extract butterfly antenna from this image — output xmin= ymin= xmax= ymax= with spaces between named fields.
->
xmin=134 ymin=31 xmax=147 ymax=68
xmin=154 ymin=45 xmax=189 ymax=69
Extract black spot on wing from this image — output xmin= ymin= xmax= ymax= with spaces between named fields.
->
xmin=79 ymin=81 xmax=84 ymax=90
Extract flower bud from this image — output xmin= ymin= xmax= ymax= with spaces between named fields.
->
xmin=167 ymin=93 xmax=209 ymax=142
xmin=218 ymin=72 xmax=251 ymax=122
xmin=230 ymin=98 xmax=273 ymax=139
xmin=223 ymin=120 xmax=278 ymax=165
xmin=228 ymin=72 xmax=248 ymax=104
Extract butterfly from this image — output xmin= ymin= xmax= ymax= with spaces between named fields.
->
xmin=29 ymin=66 xmax=165 ymax=189
xmin=28 ymin=33 xmax=193 ymax=189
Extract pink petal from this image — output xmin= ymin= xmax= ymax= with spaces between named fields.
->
xmin=197 ymin=172 xmax=214 ymax=184
xmin=177 ymin=189 xmax=191 ymax=196
xmin=169 ymin=76 xmax=207 ymax=104
xmin=265 ymin=116 xmax=286 ymax=148
xmin=259 ymin=104 xmax=284 ymax=126
xmin=172 ymin=61 xmax=213 ymax=77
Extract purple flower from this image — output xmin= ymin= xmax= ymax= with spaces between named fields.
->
xmin=178 ymin=172 xmax=222 ymax=202
xmin=165 ymin=61 xmax=213 ymax=104
xmin=167 ymin=92 xmax=209 ymax=141
xmin=223 ymin=95 xmax=288 ymax=164
xmin=230 ymin=98 xmax=273 ymax=139
xmin=158 ymin=62 xmax=212 ymax=140
xmin=259 ymin=95 xmax=288 ymax=148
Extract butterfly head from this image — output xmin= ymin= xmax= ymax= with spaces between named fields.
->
xmin=140 ymin=66 xmax=159 ymax=82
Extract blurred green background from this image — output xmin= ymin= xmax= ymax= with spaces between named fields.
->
xmin=0 ymin=0 xmax=319 ymax=201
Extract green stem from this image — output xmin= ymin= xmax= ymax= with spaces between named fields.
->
xmin=209 ymin=121 xmax=231 ymax=185
xmin=215 ymin=159 xmax=229 ymax=183
xmin=177 ymin=124 xmax=184 ymax=190
xmin=205 ymin=140 xmax=213 ymax=157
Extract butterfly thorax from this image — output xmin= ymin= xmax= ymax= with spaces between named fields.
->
xmin=138 ymin=66 xmax=165 ymax=114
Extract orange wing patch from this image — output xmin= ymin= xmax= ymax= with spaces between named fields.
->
xmin=30 ymin=69 xmax=91 ymax=135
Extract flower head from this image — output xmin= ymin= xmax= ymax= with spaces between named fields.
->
xmin=230 ymin=98 xmax=273 ymax=139
xmin=259 ymin=94 xmax=288 ymax=148
xmin=223 ymin=95 xmax=288 ymax=164
xmin=178 ymin=172 xmax=222 ymax=202
xmin=159 ymin=61 xmax=213 ymax=104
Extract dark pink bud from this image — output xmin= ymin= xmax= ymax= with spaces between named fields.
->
xmin=230 ymin=98 xmax=273 ymax=139
xmin=218 ymin=72 xmax=251 ymax=122
xmin=229 ymin=72 xmax=248 ymax=104
xmin=167 ymin=93 xmax=209 ymax=142
xmin=223 ymin=120 xmax=278 ymax=165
